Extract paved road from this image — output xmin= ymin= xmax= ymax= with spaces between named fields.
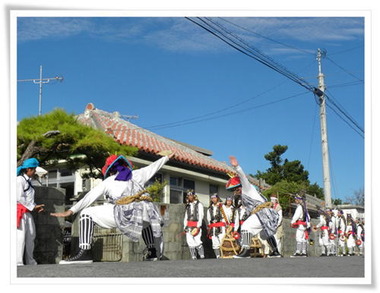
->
xmin=17 ymin=256 xmax=365 ymax=279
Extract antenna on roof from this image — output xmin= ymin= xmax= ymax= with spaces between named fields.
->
xmin=18 ymin=65 xmax=64 ymax=116
xmin=121 ymin=115 xmax=139 ymax=121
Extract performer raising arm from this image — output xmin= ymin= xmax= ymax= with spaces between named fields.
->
xmin=51 ymin=150 xmax=174 ymax=264
xmin=228 ymin=156 xmax=281 ymax=258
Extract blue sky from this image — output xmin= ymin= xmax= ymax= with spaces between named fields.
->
xmin=15 ymin=14 xmax=365 ymax=202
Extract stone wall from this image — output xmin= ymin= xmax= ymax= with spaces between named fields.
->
xmin=32 ymin=186 xmax=66 ymax=264
xmin=31 ymin=189 xmax=324 ymax=263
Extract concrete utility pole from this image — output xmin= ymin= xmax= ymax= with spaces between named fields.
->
xmin=316 ymin=48 xmax=332 ymax=208
xmin=18 ymin=65 xmax=64 ymax=116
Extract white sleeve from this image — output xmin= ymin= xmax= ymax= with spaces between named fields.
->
xmin=235 ymin=165 xmax=263 ymax=202
xmin=206 ymin=207 xmax=211 ymax=224
xmin=291 ymin=205 xmax=302 ymax=224
xmin=132 ymin=156 xmax=169 ymax=187
xmin=16 ymin=176 xmax=35 ymax=211
xmin=277 ymin=209 xmax=283 ymax=227
xmin=198 ymin=203 xmax=204 ymax=228
xmin=69 ymin=180 xmax=107 ymax=214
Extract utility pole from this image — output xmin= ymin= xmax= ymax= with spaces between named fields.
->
xmin=18 ymin=65 xmax=64 ymax=116
xmin=316 ymin=48 xmax=332 ymax=208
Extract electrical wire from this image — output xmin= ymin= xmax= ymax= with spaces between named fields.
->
xmin=146 ymin=90 xmax=309 ymax=131
xmin=187 ymin=17 xmax=315 ymax=93
xmin=185 ymin=16 xmax=364 ymax=138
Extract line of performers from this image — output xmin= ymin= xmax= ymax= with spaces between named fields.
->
xmin=312 ymin=208 xmax=365 ymax=257
xmin=17 ymin=153 xmax=364 ymax=265
xmin=183 ymin=157 xmax=365 ymax=259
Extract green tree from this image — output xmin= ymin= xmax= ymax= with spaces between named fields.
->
xmin=262 ymin=180 xmax=308 ymax=216
xmin=255 ymin=144 xmax=309 ymax=185
xmin=17 ymin=109 xmax=137 ymax=178
xmin=255 ymin=144 xmax=324 ymax=200
xmin=306 ymin=182 xmax=324 ymax=200
xmin=332 ymin=198 xmax=343 ymax=206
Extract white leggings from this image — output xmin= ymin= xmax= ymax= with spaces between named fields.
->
xmin=17 ymin=213 xmax=37 ymax=265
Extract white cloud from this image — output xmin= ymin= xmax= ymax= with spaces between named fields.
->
xmin=17 ymin=16 xmax=364 ymax=56
xmin=17 ymin=17 xmax=94 ymax=42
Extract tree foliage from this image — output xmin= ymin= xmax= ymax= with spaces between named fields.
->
xmin=255 ymin=144 xmax=324 ymax=200
xmin=17 ymin=109 xmax=138 ymax=178
xmin=262 ymin=180 xmax=308 ymax=215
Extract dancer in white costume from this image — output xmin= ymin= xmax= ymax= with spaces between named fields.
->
xmin=51 ymin=151 xmax=174 ymax=264
xmin=270 ymin=194 xmax=284 ymax=256
xmin=290 ymin=194 xmax=311 ymax=257
xmin=336 ymin=209 xmax=347 ymax=256
xmin=315 ymin=209 xmax=331 ymax=256
xmin=206 ymin=193 xmax=226 ymax=258
xmin=183 ymin=190 xmax=205 ymax=260
xmin=227 ymin=156 xmax=280 ymax=258
xmin=16 ymin=158 xmax=45 ymax=266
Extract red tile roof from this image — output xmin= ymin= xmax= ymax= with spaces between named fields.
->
xmin=77 ymin=104 xmax=235 ymax=175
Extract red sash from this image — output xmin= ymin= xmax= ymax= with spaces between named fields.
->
xmin=208 ymin=222 xmax=226 ymax=228
xmin=321 ymin=226 xmax=329 ymax=230
xmin=186 ymin=221 xmax=198 ymax=227
xmin=17 ymin=203 xmax=29 ymax=228
xmin=291 ymin=220 xmax=307 ymax=228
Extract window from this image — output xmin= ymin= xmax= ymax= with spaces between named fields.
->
xmin=60 ymin=169 xmax=73 ymax=177
xmin=210 ymin=184 xmax=219 ymax=195
xmin=184 ymin=179 xmax=195 ymax=191
xmin=170 ymin=190 xmax=183 ymax=204
xmin=169 ymin=176 xmax=195 ymax=204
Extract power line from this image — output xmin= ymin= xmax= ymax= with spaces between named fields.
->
xmin=146 ymin=90 xmax=309 ymax=131
xmin=186 ymin=17 xmax=364 ymax=138
xmin=144 ymin=78 xmax=289 ymax=130
xmin=218 ymin=17 xmax=314 ymax=56
xmin=326 ymin=56 xmax=364 ymax=83
xmin=186 ymin=17 xmax=315 ymax=93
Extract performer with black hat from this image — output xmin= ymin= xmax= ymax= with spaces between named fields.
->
xmin=226 ymin=156 xmax=281 ymax=258
xmin=51 ymin=150 xmax=174 ymax=263
xmin=206 ymin=193 xmax=226 ymax=258
xmin=183 ymin=190 xmax=205 ymax=260
xmin=16 ymin=158 xmax=45 ymax=266
xmin=290 ymin=193 xmax=311 ymax=257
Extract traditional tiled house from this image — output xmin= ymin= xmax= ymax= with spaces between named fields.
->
xmin=61 ymin=103 xmax=268 ymax=206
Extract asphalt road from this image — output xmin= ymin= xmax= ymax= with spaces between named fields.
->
xmin=17 ymin=255 xmax=366 ymax=280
